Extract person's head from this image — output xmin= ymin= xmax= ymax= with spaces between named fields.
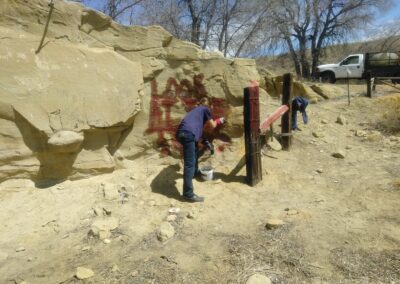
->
xmin=199 ymin=97 xmax=210 ymax=107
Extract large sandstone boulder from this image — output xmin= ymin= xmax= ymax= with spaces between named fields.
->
xmin=293 ymin=81 xmax=321 ymax=103
xmin=259 ymin=72 xmax=320 ymax=103
xmin=311 ymin=84 xmax=346 ymax=99
xmin=0 ymin=0 xmax=264 ymax=184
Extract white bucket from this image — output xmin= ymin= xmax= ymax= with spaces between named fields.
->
xmin=200 ymin=166 xmax=213 ymax=181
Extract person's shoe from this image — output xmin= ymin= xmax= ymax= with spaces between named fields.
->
xmin=183 ymin=194 xmax=204 ymax=203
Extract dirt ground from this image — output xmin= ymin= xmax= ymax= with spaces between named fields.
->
xmin=0 ymin=83 xmax=399 ymax=284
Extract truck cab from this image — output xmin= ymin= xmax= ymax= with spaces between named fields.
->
xmin=317 ymin=54 xmax=364 ymax=83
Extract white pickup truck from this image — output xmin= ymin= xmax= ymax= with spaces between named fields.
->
xmin=316 ymin=52 xmax=400 ymax=83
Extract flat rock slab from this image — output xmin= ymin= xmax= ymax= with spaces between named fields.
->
xmin=76 ymin=267 xmax=94 ymax=279
xmin=331 ymin=151 xmax=345 ymax=159
xmin=246 ymin=273 xmax=272 ymax=284
xmin=157 ymin=222 xmax=175 ymax=242
xmin=265 ymin=219 xmax=284 ymax=230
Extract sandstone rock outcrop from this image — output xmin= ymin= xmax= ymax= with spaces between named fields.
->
xmin=0 ymin=0 xmax=261 ymax=184
xmin=258 ymin=68 xmax=321 ymax=103
xmin=311 ymin=84 xmax=346 ymax=99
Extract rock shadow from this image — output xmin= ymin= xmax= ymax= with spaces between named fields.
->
xmin=151 ymin=165 xmax=182 ymax=200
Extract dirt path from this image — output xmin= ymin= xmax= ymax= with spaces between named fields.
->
xmin=0 ymin=86 xmax=399 ymax=284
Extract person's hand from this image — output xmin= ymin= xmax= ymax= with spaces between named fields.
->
xmin=216 ymin=117 xmax=225 ymax=125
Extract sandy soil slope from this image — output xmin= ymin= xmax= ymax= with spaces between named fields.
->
xmin=0 ymin=84 xmax=399 ymax=284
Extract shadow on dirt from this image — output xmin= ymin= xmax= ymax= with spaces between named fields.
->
xmin=151 ymin=165 xmax=182 ymax=200
xmin=212 ymin=172 xmax=246 ymax=183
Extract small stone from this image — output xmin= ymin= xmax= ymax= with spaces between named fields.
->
xmin=168 ymin=207 xmax=180 ymax=214
xmin=62 ymin=234 xmax=69 ymax=239
xmin=287 ymin=210 xmax=298 ymax=216
xmin=81 ymin=246 xmax=91 ymax=251
xmin=103 ymin=207 xmax=112 ymax=216
xmin=148 ymin=200 xmax=156 ymax=206
xmin=76 ymin=267 xmax=95 ymax=279
xmin=89 ymin=217 xmax=119 ymax=240
xmin=56 ymin=185 xmax=64 ymax=190
xmin=312 ymin=131 xmax=325 ymax=138
xmin=266 ymin=137 xmax=282 ymax=151
xmin=331 ymin=151 xmax=345 ymax=159
xmin=213 ymin=179 xmax=222 ymax=184
xmin=27 ymin=256 xmax=34 ymax=262
xmin=131 ymin=270 xmax=138 ymax=277
xmin=316 ymin=169 xmax=323 ymax=173
xmin=246 ymin=273 xmax=272 ymax=284
xmin=187 ymin=210 xmax=198 ymax=219
xmin=336 ymin=115 xmax=347 ymax=125
xmin=265 ymin=219 xmax=284 ymax=230
xmin=16 ymin=247 xmax=26 ymax=252
xmin=321 ymin=119 xmax=328 ymax=124
xmin=103 ymin=238 xmax=111 ymax=244
xmin=345 ymin=146 xmax=352 ymax=150
xmin=111 ymin=264 xmax=120 ymax=272
xmin=355 ymin=130 xmax=367 ymax=137
xmin=166 ymin=215 xmax=177 ymax=222
xmin=157 ymin=222 xmax=175 ymax=242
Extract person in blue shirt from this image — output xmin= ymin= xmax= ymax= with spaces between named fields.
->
xmin=176 ymin=97 xmax=225 ymax=202
xmin=292 ymin=96 xmax=309 ymax=130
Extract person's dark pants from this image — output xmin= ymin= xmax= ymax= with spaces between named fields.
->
xmin=177 ymin=130 xmax=199 ymax=198
xmin=292 ymin=109 xmax=298 ymax=129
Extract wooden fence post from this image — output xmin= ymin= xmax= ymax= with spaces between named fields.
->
xmin=243 ymin=86 xmax=262 ymax=186
xmin=281 ymin=73 xmax=293 ymax=150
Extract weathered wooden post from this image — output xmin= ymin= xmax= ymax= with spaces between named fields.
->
xmin=243 ymin=85 xmax=262 ymax=186
xmin=281 ymin=73 xmax=293 ymax=150
xmin=366 ymin=71 xmax=372 ymax=98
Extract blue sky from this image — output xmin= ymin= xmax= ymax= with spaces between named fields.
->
xmin=84 ymin=0 xmax=400 ymax=25
xmin=375 ymin=1 xmax=400 ymax=24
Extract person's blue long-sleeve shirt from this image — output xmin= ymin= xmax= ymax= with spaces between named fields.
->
xmin=292 ymin=96 xmax=308 ymax=129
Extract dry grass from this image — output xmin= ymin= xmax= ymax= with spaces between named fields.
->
xmin=330 ymin=248 xmax=400 ymax=283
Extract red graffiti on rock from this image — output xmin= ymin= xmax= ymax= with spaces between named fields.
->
xmin=146 ymin=74 xmax=227 ymax=155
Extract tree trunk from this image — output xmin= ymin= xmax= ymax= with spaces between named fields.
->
xmin=284 ymin=36 xmax=301 ymax=77
xmin=311 ymin=48 xmax=320 ymax=78
xmin=299 ymin=37 xmax=310 ymax=78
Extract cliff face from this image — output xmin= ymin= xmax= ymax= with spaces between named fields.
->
xmin=0 ymin=0 xmax=261 ymax=184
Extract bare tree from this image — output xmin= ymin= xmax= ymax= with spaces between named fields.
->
xmin=270 ymin=0 xmax=390 ymax=78
xmin=209 ymin=0 xmax=272 ymax=57
xmin=183 ymin=0 xmax=217 ymax=46
xmin=82 ymin=0 xmax=145 ymax=22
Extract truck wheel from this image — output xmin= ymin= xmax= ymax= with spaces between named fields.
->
xmin=321 ymin=72 xmax=335 ymax=83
